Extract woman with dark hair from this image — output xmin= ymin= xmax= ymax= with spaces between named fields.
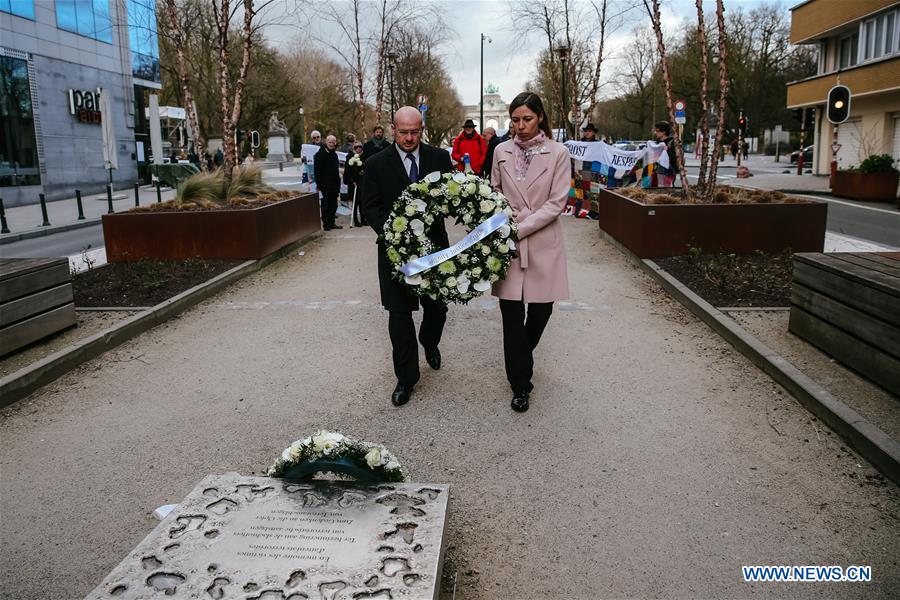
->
xmin=489 ymin=92 xmax=571 ymax=413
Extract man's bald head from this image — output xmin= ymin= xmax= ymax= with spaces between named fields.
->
xmin=394 ymin=106 xmax=423 ymax=128
xmin=393 ymin=106 xmax=424 ymax=152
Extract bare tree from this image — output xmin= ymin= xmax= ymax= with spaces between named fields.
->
xmin=694 ymin=0 xmax=711 ymax=189
xmin=162 ymin=0 xmax=207 ymax=170
xmin=644 ymin=0 xmax=691 ymax=198
xmin=704 ymin=0 xmax=729 ymax=202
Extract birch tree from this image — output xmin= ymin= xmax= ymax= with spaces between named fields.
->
xmin=694 ymin=0 xmax=711 ymax=190
xmin=704 ymin=0 xmax=729 ymax=202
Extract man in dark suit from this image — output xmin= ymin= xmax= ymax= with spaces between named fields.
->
xmin=314 ymin=135 xmax=341 ymax=230
xmin=362 ymin=107 xmax=453 ymax=407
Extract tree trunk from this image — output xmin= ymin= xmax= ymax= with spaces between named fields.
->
xmin=585 ymin=0 xmax=609 ymax=125
xmin=228 ymin=0 xmax=255 ymax=163
xmin=646 ymin=0 xmax=692 ymax=200
xmin=354 ymin=0 xmax=366 ymax=133
xmin=163 ymin=0 xmax=207 ymax=171
xmin=213 ymin=0 xmax=235 ymax=188
xmin=695 ymin=0 xmax=711 ymax=191
xmin=704 ymin=0 xmax=729 ymax=202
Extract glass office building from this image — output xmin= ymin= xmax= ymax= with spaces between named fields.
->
xmin=0 ymin=0 xmax=161 ymax=206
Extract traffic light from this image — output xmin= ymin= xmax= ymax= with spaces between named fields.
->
xmin=827 ymin=85 xmax=851 ymax=124
xmin=250 ymin=130 xmax=260 ymax=148
xmin=738 ymin=116 xmax=747 ymax=135
xmin=804 ymin=108 xmax=815 ymax=132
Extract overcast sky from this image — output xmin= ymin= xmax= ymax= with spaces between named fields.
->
xmin=263 ymin=0 xmax=792 ymax=107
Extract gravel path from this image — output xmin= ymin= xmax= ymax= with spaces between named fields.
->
xmin=1 ymin=218 xmax=897 ymax=599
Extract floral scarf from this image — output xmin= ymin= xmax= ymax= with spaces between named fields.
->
xmin=512 ymin=131 xmax=546 ymax=181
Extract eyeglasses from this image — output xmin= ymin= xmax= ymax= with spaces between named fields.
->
xmin=396 ymin=129 xmax=421 ymax=137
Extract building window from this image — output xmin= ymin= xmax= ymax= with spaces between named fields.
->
xmin=861 ymin=8 xmax=899 ymax=61
xmin=55 ymin=0 xmax=113 ymax=43
xmin=838 ymin=32 xmax=859 ymax=69
xmin=126 ymin=0 xmax=160 ymax=83
xmin=0 ymin=55 xmax=41 ymax=187
xmin=1 ymin=0 xmax=35 ymax=19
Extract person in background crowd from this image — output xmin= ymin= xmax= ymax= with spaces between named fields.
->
xmin=314 ymin=135 xmax=341 ymax=230
xmin=580 ymin=123 xmax=598 ymax=142
xmin=310 ymin=130 xmax=322 ymax=146
xmin=481 ymin=126 xmax=501 ymax=180
xmin=340 ymin=133 xmax=357 ymax=155
xmin=731 ymin=138 xmax=739 ymax=160
xmin=653 ymin=121 xmax=678 ymax=187
xmin=489 ymin=92 xmax=571 ymax=413
xmin=213 ymin=147 xmax=224 ymax=168
xmin=497 ymin=124 xmax=514 ymax=143
xmin=362 ymin=125 xmax=388 ymax=162
xmin=451 ymin=118 xmax=487 ymax=173
xmin=344 ymin=140 xmax=366 ymax=226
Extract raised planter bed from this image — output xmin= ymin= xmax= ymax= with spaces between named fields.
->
xmin=596 ymin=188 xmax=827 ymax=258
xmin=832 ymin=171 xmax=899 ymax=204
xmin=102 ymin=193 xmax=320 ymax=261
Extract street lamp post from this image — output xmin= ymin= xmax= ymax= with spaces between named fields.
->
xmin=387 ymin=51 xmax=398 ymax=116
xmin=480 ymin=33 xmax=492 ymax=132
xmin=554 ymin=42 xmax=570 ymax=141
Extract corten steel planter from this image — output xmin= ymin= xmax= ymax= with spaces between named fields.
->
xmin=832 ymin=171 xmax=900 ymax=203
xmin=102 ymin=193 xmax=321 ymax=262
xmin=596 ymin=188 xmax=827 ymax=258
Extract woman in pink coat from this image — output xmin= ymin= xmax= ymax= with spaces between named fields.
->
xmin=490 ymin=92 xmax=571 ymax=412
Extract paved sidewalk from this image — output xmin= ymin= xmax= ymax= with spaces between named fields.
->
xmin=0 ymin=183 xmax=177 ymax=242
xmin=1 ymin=218 xmax=897 ymax=599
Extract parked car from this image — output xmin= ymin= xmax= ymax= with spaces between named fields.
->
xmin=790 ymin=145 xmax=814 ymax=164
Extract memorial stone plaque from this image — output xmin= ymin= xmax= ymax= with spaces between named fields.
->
xmin=87 ymin=474 xmax=449 ymax=600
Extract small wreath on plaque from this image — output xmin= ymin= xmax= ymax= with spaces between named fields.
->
xmin=381 ymin=171 xmax=518 ymax=304
xmin=267 ymin=430 xmax=407 ymax=483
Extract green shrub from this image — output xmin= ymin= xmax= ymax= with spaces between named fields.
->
xmin=857 ymin=154 xmax=899 ymax=174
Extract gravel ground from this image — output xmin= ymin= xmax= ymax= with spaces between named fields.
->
xmin=1 ymin=217 xmax=898 ymax=599
xmin=729 ymin=310 xmax=900 ymax=441
xmin=0 ymin=310 xmax=140 ymax=379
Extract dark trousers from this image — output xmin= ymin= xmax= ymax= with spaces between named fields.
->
xmin=499 ymin=299 xmax=553 ymax=392
xmin=320 ymin=190 xmax=338 ymax=227
xmin=388 ymin=297 xmax=447 ymax=386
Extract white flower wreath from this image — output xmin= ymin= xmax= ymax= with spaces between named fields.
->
xmin=381 ymin=172 xmax=518 ymax=304
xmin=267 ymin=430 xmax=407 ymax=482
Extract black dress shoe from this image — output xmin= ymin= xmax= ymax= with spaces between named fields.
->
xmin=331 ymin=224 xmax=344 ymax=229
xmin=424 ymin=347 xmax=441 ymax=370
xmin=391 ymin=383 xmax=413 ymax=406
xmin=511 ymin=389 xmax=530 ymax=412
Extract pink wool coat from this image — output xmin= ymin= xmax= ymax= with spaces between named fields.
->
xmin=490 ymin=138 xmax=570 ymax=303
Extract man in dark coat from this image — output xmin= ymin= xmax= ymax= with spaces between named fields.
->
xmin=361 ymin=125 xmax=388 ymax=162
xmin=362 ymin=106 xmax=453 ymax=407
xmin=480 ymin=126 xmax=501 ymax=180
xmin=314 ymin=135 xmax=341 ymax=229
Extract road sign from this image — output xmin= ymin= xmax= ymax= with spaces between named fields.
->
xmin=675 ymin=115 xmax=686 ymax=124
xmin=831 ymin=143 xmax=841 ymax=155
xmin=417 ymin=94 xmax=429 ymax=105
xmin=674 ymin=99 xmax=686 ymax=112
xmin=419 ymin=104 xmax=428 ymax=111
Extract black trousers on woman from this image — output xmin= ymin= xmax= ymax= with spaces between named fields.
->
xmin=499 ymin=299 xmax=553 ymax=393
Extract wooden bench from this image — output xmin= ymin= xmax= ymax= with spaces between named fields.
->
xmin=0 ymin=258 xmax=76 ymax=357
xmin=789 ymin=252 xmax=900 ymax=396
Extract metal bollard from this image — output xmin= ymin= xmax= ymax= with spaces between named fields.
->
xmin=134 ymin=182 xmax=140 ymax=207
xmin=75 ymin=189 xmax=85 ymax=220
xmin=106 ymin=184 xmax=114 ymax=214
xmin=155 ymin=180 xmax=162 ymax=203
xmin=279 ymin=162 xmax=283 ymax=172
xmin=39 ymin=193 xmax=50 ymax=226
xmin=0 ymin=197 xmax=10 ymax=234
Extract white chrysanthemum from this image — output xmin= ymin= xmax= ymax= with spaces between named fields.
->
xmin=410 ymin=219 xmax=425 ymax=237
xmin=404 ymin=273 xmax=422 ymax=285
xmin=498 ymin=244 xmax=509 ymax=254
xmin=479 ymin=199 xmax=495 ymax=213
xmin=478 ymin=184 xmax=492 ymax=197
xmin=481 ymin=245 xmax=491 ymax=255
xmin=365 ymin=447 xmax=383 ymax=468
xmin=404 ymin=204 xmax=417 ymax=216
xmin=465 ymin=182 xmax=477 ymax=195
xmin=445 ymin=277 xmax=458 ymax=288
xmin=473 ymin=279 xmax=491 ymax=292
